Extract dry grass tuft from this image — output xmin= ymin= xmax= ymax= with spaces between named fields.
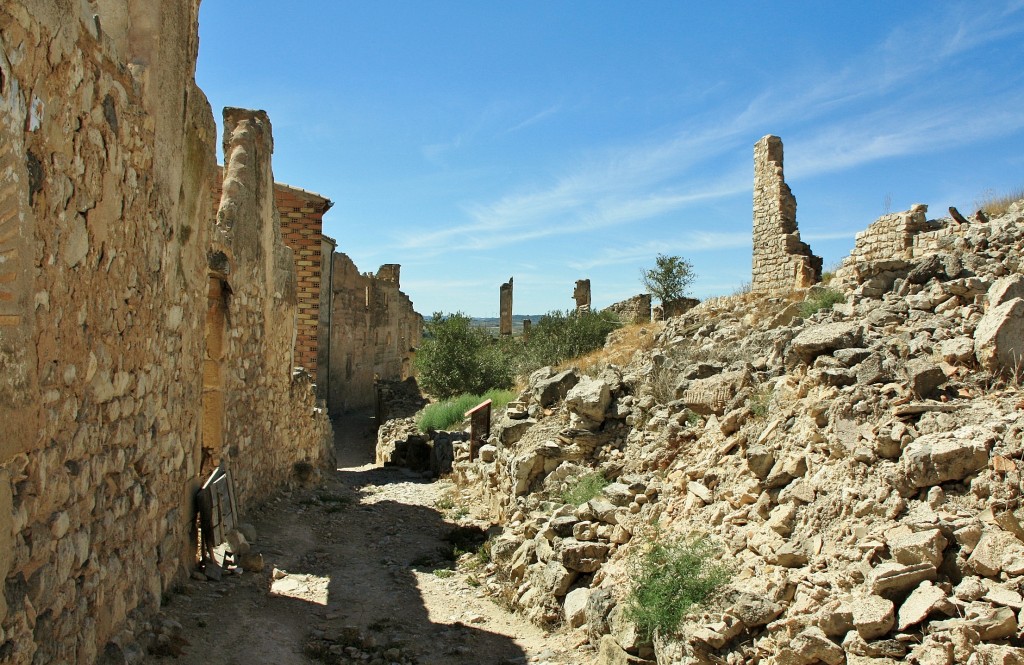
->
xmin=975 ymin=186 xmax=1024 ymax=218
xmin=556 ymin=321 xmax=665 ymax=374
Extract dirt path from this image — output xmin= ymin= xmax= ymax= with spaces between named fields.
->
xmin=142 ymin=412 xmax=585 ymax=665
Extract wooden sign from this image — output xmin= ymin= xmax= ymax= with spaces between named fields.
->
xmin=465 ymin=399 xmax=492 ymax=461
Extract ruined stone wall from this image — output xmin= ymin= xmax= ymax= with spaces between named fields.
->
xmin=847 ymin=204 xmax=932 ymax=263
xmin=0 ymin=4 xmax=331 ymax=662
xmin=604 ymin=294 xmax=651 ymax=323
xmin=751 ymin=135 xmax=821 ymax=293
xmin=276 ymin=184 xmax=332 ymax=375
xmin=0 ymin=3 xmax=214 ymax=661
xmin=211 ymin=108 xmax=333 ymax=507
xmin=327 ymin=257 xmax=422 ymax=413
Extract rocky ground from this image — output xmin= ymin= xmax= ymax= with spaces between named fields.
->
xmin=378 ymin=200 xmax=1024 ymax=664
xmin=130 ymin=413 xmax=582 ymax=665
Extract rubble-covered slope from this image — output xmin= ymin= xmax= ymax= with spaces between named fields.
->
xmin=441 ymin=200 xmax=1024 ymax=664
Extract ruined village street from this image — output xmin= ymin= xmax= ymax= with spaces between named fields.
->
xmin=140 ymin=413 xmax=582 ymax=665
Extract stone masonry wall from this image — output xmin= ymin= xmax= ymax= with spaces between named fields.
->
xmin=0 ymin=3 xmax=214 ymax=662
xmin=212 ymin=108 xmax=333 ymax=507
xmin=604 ymin=294 xmax=651 ymax=323
xmin=847 ymin=204 xmax=932 ymax=264
xmin=751 ymin=135 xmax=821 ymax=293
xmin=327 ymin=256 xmax=422 ymax=413
xmin=0 ymin=4 xmax=331 ymax=662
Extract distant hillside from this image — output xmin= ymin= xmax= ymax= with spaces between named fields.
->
xmin=470 ymin=314 xmax=544 ymax=335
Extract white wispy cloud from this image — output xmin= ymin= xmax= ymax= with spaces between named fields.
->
xmin=504 ymin=103 xmax=562 ymax=134
xmin=402 ymin=1 xmax=1024 ymax=260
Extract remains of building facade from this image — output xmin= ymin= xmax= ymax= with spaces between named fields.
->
xmin=0 ymin=3 xmax=333 ymax=662
xmin=325 ymin=258 xmax=422 ymax=413
xmin=751 ymin=135 xmax=822 ymax=294
xmin=603 ymin=293 xmax=652 ymax=323
xmin=500 ymin=277 xmax=514 ymax=336
xmin=573 ymin=279 xmax=591 ymax=312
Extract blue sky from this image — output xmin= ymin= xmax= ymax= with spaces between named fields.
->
xmin=196 ymin=2 xmax=1024 ymax=317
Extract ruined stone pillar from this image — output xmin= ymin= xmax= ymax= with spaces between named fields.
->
xmin=751 ymin=135 xmax=822 ymax=293
xmin=573 ymin=279 xmax=591 ymax=312
xmin=522 ymin=319 xmax=531 ymax=341
xmin=499 ymin=277 xmax=513 ymax=336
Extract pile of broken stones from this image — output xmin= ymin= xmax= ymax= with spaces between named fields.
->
xmin=404 ymin=201 xmax=1024 ymax=664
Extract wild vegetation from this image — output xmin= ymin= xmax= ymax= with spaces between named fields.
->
xmin=625 ymin=535 xmax=732 ymax=641
xmin=416 ymin=389 xmax=516 ymax=432
xmin=640 ymin=254 xmax=695 ymax=304
xmin=415 ymin=310 xmax=621 ymax=398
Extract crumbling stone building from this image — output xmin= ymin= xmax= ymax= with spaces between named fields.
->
xmin=325 ymin=258 xmax=422 ymax=413
xmin=0 ymin=3 xmax=333 ymax=662
xmin=604 ymin=294 xmax=652 ymax=323
xmin=751 ymin=135 xmax=822 ymax=293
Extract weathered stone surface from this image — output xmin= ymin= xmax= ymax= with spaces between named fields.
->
xmin=987 ymin=274 xmax=1024 ymax=308
xmin=897 ymin=581 xmax=948 ymax=630
xmin=683 ymin=369 xmax=752 ymax=415
xmin=852 ymin=594 xmax=895 ymax=639
xmin=904 ymin=358 xmax=947 ymax=397
xmin=888 ymin=528 xmax=948 ymax=568
xmin=975 ymin=297 xmax=1024 ymax=374
xmin=786 ymin=626 xmax=845 ymax=665
xmin=968 ymin=645 xmax=1024 ymax=665
xmin=564 ymin=587 xmax=591 ymax=628
xmin=901 ymin=427 xmax=992 ymax=488
xmin=530 ymin=367 xmax=581 ymax=407
xmin=566 ymin=376 xmax=612 ymax=425
xmin=868 ymin=562 xmax=937 ymax=596
xmin=789 ymin=322 xmax=864 ymax=364
xmin=968 ymin=530 xmax=1024 ymax=577
xmin=558 ymin=539 xmax=610 ymax=572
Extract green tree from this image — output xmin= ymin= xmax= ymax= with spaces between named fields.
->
xmin=414 ymin=313 xmax=513 ymax=398
xmin=640 ymin=254 xmax=695 ymax=304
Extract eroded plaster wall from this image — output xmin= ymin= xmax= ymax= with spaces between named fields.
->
xmin=0 ymin=4 xmax=331 ymax=662
xmin=328 ymin=257 xmax=422 ymax=413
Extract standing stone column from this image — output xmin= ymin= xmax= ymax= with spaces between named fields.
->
xmin=573 ymin=279 xmax=591 ymax=312
xmin=499 ymin=277 xmax=513 ymax=336
xmin=522 ymin=319 xmax=531 ymax=342
xmin=751 ymin=135 xmax=821 ymax=293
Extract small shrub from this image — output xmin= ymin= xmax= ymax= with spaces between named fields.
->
xmin=748 ymin=385 xmax=773 ymax=419
xmin=415 ymin=312 xmax=514 ymax=398
xmin=432 ymin=568 xmax=455 ymax=578
xmin=625 ymin=535 xmax=731 ymax=640
xmin=684 ymin=410 xmax=702 ymax=427
xmin=798 ymin=288 xmax=846 ymax=318
xmin=560 ymin=472 xmax=609 ymax=506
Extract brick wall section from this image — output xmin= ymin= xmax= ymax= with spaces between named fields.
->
xmin=847 ymin=205 xmax=932 ymax=263
xmin=275 ymin=184 xmax=332 ymax=375
xmin=211 ymin=174 xmax=332 ymax=377
xmin=751 ymin=135 xmax=822 ymax=293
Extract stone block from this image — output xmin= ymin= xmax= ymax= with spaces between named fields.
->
xmin=901 ymin=427 xmax=992 ymax=488
xmin=975 ymin=297 xmax=1024 ymax=374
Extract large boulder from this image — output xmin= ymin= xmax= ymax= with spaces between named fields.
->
xmin=789 ymin=322 xmax=864 ymax=365
xmin=565 ymin=376 xmax=612 ymax=427
xmin=987 ymin=274 xmax=1024 ymax=308
xmin=901 ymin=427 xmax=993 ymax=488
xmin=682 ymin=368 xmax=752 ymax=416
xmin=530 ymin=367 xmax=580 ymax=407
xmin=975 ymin=297 xmax=1024 ymax=374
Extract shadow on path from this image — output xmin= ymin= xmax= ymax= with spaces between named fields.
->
xmin=146 ymin=410 xmax=531 ymax=665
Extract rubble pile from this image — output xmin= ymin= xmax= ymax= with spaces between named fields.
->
xmin=431 ymin=200 xmax=1024 ymax=664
